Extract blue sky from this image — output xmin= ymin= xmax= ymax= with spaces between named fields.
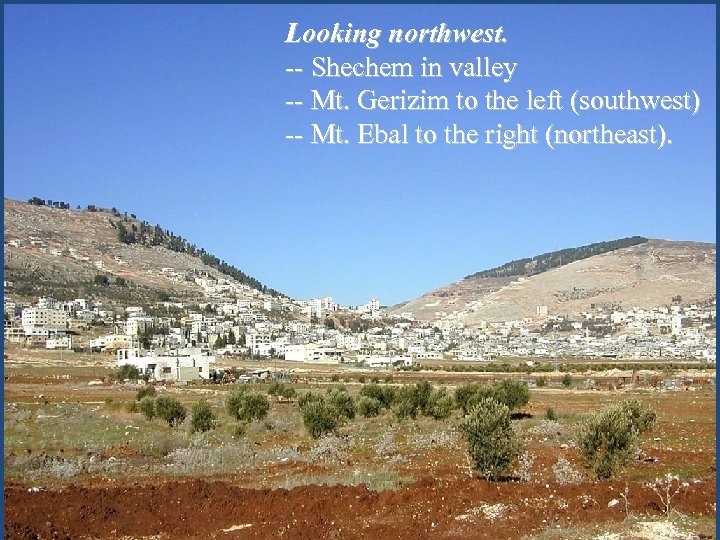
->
xmin=4 ymin=5 xmax=716 ymax=306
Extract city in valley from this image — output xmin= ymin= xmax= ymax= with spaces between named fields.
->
xmin=3 ymin=200 xmax=716 ymax=540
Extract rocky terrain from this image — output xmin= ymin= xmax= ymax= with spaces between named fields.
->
xmin=389 ymin=240 xmax=716 ymax=325
xmin=3 ymin=198 xmax=275 ymax=303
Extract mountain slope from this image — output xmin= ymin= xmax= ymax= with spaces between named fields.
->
xmin=389 ymin=239 xmax=716 ymax=325
xmin=3 ymin=198 xmax=280 ymax=304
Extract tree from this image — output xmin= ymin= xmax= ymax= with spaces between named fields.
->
xmin=114 ymin=364 xmax=140 ymax=381
xmin=190 ymin=400 xmax=216 ymax=433
xmin=561 ymin=373 xmax=573 ymax=388
xmin=300 ymin=397 xmax=339 ymax=438
xmin=459 ymin=397 xmax=525 ymax=480
xmin=427 ymin=388 xmax=454 ymax=420
xmin=114 ymin=277 xmax=127 ymax=287
xmin=155 ymin=396 xmax=187 ymax=426
xmin=357 ymin=396 xmax=382 ymax=418
xmin=225 ymin=389 xmax=269 ymax=423
xmin=577 ymin=400 xmax=656 ymax=479
xmin=139 ymin=397 xmax=156 ymax=420
xmin=136 ymin=385 xmax=156 ymax=401
xmin=93 ymin=275 xmax=110 ymax=286
xmin=494 ymin=379 xmax=531 ymax=412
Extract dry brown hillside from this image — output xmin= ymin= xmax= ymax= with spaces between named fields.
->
xmin=389 ymin=239 xmax=716 ymax=325
xmin=3 ymin=198 xmax=265 ymax=303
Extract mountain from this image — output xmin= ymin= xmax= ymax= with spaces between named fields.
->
xmin=388 ymin=238 xmax=716 ymax=325
xmin=3 ymin=198 xmax=282 ymax=305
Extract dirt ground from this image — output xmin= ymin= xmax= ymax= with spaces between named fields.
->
xmin=4 ymin=472 xmax=715 ymax=540
xmin=4 ymin=361 xmax=716 ymax=539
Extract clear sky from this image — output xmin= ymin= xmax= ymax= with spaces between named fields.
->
xmin=4 ymin=4 xmax=716 ymax=306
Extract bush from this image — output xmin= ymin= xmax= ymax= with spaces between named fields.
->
xmin=155 ymin=396 xmax=187 ymax=427
xmin=394 ymin=386 xmax=419 ymax=420
xmin=326 ymin=387 xmax=355 ymax=420
xmin=280 ymin=386 xmax=297 ymax=401
xmin=577 ymin=399 xmax=656 ymax=479
xmin=360 ymin=383 xmax=395 ymax=408
xmin=427 ymin=388 xmax=454 ymax=420
xmin=225 ymin=389 xmax=269 ymax=423
xmin=561 ymin=373 xmax=573 ymax=388
xmin=136 ymin=385 xmax=156 ymax=401
xmin=190 ymin=400 xmax=216 ymax=433
xmin=457 ymin=380 xmax=530 ymax=415
xmin=536 ymin=376 xmax=547 ymax=387
xmin=494 ymin=379 xmax=531 ymax=412
xmin=301 ymin=398 xmax=339 ymax=439
xmin=125 ymin=400 xmax=139 ymax=414
xmin=114 ymin=364 xmax=140 ymax=381
xmin=413 ymin=379 xmax=434 ymax=414
xmin=357 ymin=396 xmax=382 ymax=418
xmin=459 ymin=397 xmax=525 ymax=480
xmin=545 ymin=407 xmax=558 ymax=421
xmin=139 ymin=397 xmax=156 ymax=420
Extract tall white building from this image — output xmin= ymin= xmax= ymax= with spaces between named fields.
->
xmin=21 ymin=307 xmax=68 ymax=333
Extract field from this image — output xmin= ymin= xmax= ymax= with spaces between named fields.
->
xmin=3 ymin=351 xmax=716 ymax=539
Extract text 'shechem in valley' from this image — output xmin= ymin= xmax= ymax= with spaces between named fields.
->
xmin=282 ymin=22 xmax=701 ymax=150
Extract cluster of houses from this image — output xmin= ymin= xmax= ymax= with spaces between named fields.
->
xmin=4 ymin=278 xmax=716 ymax=387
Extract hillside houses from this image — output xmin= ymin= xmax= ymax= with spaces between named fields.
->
xmin=4 ymin=285 xmax=715 ymax=366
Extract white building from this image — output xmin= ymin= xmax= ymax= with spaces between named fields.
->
xmin=21 ymin=307 xmax=68 ymax=333
xmin=284 ymin=344 xmax=343 ymax=364
xmin=116 ymin=348 xmax=214 ymax=382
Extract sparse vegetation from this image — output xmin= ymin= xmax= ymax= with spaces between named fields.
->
xmin=577 ymin=399 xmax=656 ymax=479
xmin=225 ymin=389 xmax=270 ymax=423
xmin=154 ymin=396 xmax=187 ymax=427
xmin=114 ymin=364 xmax=140 ymax=381
xmin=459 ymin=397 xmax=526 ymax=480
xmin=190 ymin=400 xmax=216 ymax=433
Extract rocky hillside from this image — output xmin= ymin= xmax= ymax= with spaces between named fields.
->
xmin=389 ymin=239 xmax=716 ymax=325
xmin=3 ymin=198 xmax=280 ymax=305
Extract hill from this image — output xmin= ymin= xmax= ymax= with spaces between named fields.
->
xmin=3 ymin=198 xmax=282 ymax=305
xmin=388 ymin=238 xmax=716 ymax=325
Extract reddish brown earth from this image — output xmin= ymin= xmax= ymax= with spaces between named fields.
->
xmin=4 ymin=472 xmax=715 ymax=540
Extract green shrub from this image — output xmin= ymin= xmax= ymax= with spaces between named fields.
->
xmin=225 ymin=389 xmax=269 ymax=423
xmin=139 ymin=397 xmax=156 ymax=420
xmin=136 ymin=385 xmax=156 ymax=401
xmin=357 ymin=396 xmax=382 ymax=418
xmin=114 ymin=364 xmax=140 ymax=381
xmin=330 ymin=374 xmax=340 ymax=382
xmin=300 ymin=398 xmax=339 ymax=439
xmin=494 ymin=379 xmax=531 ymax=412
xmin=577 ymin=399 xmax=656 ymax=479
xmin=394 ymin=386 xmax=419 ymax=420
xmin=125 ymin=400 xmax=139 ymax=414
xmin=561 ymin=373 xmax=573 ymax=388
xmin=326 ymin=387 xmax=355 ymax=420
xmin=267 ymin=382 xmax=282 ymax=396
xmin=234 ymin=422 xmax=248 ymax=438
xmin=545 ymin=407 xmax=558 ymax=421
xmin=297 ymin=391 xmax=319 ymax=408
xmin=155 ymin=396 xmax=186 ymax=426
xmin=360 ymin=383 xmax=395 ymax=408
xmin=536 ymin=376 xmax=547 ymax=387
xmin=459 ymin=397 xmax=525 ymax=480
xmin=456 ymin=380 xmax=531 ymax=415
xmin=414 ymin=379 xmax=434 ymax=414
xmin=358 ymin=376 xmax=366 ymax=384
xmin=427 ymin=388 xmax=454 ymax=420
xmin=280 ymin=386 xmax=297 ymax=401
xmin=190 ymin=400 xmax=216 ymax=433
